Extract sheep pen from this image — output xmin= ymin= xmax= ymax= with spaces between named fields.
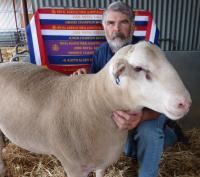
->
xmin=1 ymin=128 xmax=200 ymax=177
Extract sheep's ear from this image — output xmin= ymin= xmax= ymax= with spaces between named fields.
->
xmin=127 ymin=44 xmax=135 ymax=54
xmin=115 ymin=44 xmax=135 ymax=56
xmin=112 ymin=59 xmax=127 ymax=79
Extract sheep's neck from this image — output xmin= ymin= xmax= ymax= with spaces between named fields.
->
xmin=88 ymin=71 xmax=126 ymax=116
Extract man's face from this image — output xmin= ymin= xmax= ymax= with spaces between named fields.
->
xmin=103 ymin=11 xmax=133 ymax=52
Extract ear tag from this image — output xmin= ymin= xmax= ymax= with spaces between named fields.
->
xmin=115 ymin=76 xmax=120 ymax=85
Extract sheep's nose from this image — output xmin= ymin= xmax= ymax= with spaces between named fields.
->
xmin=177 ymin=98 xmax=192 ymax=111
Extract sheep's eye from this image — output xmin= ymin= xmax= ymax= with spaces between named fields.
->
xmin=146 ymin=73 xmax=151 ymax=80
xmin=134 ymin=66 xmax=143 ymax=72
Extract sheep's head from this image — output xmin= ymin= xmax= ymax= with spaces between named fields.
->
xmin=109 ymin=41 xmax=191 ymax=120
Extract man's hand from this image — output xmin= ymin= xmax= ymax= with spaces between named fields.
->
xmin=112 ymin=109 xmax=160 ymax=130
xmin=112 ymin=111 xmax=143 ymax=130
xmin=72 ymin=68 xmax=88 ymax=75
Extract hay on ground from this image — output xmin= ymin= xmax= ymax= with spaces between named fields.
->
xmin=2 ymin=128 xmax=200 ymax=177
xmin=0 ymin=46 xmax=28 ymax=62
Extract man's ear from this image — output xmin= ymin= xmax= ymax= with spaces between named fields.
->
xmin=112 ymin=59 xmax=127 ymax=79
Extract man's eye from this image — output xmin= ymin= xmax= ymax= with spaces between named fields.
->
xmin=107 ymin=22 xmax=114 ymax=25
xmin=121 ymin=21 xmax=129 ymax=25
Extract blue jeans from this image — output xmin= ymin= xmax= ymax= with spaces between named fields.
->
xmin=124 ymin=114 xmax=177 ymax=177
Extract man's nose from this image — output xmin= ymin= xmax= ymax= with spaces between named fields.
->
xmin=113 ymin=23 xmax=120 ymax=32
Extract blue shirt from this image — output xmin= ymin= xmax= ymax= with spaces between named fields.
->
xmin=91 ymin=36 xmax=140 ymax=73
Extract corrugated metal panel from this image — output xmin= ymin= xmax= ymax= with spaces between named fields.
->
xmin=0 ymin=0 xmax=33 ymax=47
xmin=0 ymin=0 xmax=33 ymax=31
xmin=31 ymin=0 xmax=200 ymax=51
xmin=129 ymin=0 xmax=200 ymax=51
xmin=0 ymin=12 xmax=19 ymax=31
xmin=0 ymin=0 xmax=18 ymax=31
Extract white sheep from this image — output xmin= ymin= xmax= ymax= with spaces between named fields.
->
xmin=0 ymin=41 xmax=191 ymax=177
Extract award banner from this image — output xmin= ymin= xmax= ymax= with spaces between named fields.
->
xmin=27 ymin=9 xmax=159 ymax=75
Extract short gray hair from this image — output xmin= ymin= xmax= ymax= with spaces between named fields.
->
xmin=102 ymin=1 xmax=134 ymax=24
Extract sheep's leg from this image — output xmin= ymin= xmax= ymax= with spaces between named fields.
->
xmin=96 ymin=169 xmax=105 ymax=177
xmin=60 ymin=159 xmax=89 ymax=177
xmin=0 ymin=131 xmax=5 ymax=177
xmin=66 ymin=171 xmax=88 ymax=177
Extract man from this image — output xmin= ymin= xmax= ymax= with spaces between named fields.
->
xmin=74 ymin=2 xmax=179 ymax=177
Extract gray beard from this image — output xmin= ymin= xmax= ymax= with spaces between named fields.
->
xmin=108 ymin=35 xmax=132 ymax=53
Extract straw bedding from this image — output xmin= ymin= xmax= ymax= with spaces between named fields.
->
xmin=0 ymin=47 xmax=15 ymax=62
xmin=1 ymin=128 xmax=200 ymax=177
xmin=0 ymin=46 xmax=28 ymax=62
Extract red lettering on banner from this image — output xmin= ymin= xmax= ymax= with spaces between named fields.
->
xmin=38 ymin=9 xmax=103 ymax=15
